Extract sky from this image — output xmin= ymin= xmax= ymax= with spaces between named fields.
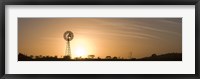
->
xmin=18 ymin=18 xmax=182 ymax=59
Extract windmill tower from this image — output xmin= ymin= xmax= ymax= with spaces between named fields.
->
xmin=63 ymin=31 xmax=74 ymax=58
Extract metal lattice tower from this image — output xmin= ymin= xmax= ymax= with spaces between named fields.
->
xmin=65 ymin=40 xmax=71 ymax=56
xmin=63 ymin=31 xmax=74 ymax=57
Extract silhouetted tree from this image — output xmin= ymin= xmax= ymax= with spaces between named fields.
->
xmin=113 ymin=56 xmax=117 ymax=59
xmin=35 ymin=56 xmax=39 ymax=59
xmin=54 ymin=56 xmax=57 ymax=59
xmin=18 ymin=52 xmax=181 ymax=61
xmin=97 ymin=57 xmax=101 ymax=59
xmin=151 ymin=54 xmax=157 ymax=57
xmin=39 ymin=55 xmax=42 ymax=58
xmin=88 ymin=55 xmax=95 ymax=59
xmin=18 ymin=53 xmax=32 ymax=61
xmin=30 ymin=55 xmax=34 ymax=59
xmin=105 ymin=56 xmax=111 ymax=59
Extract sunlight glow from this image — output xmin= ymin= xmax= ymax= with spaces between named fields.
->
xmin=71 ymin=37 xmax=93 ymax=58
xmin=74 ymin=46 xmax=87 ymax=57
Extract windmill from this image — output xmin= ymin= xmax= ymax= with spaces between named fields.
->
xmin=63 ymin=31 xmax=74 ymax=58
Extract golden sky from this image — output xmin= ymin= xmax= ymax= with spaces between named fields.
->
xmin=18 ymin=18 xmax=182 ymax=59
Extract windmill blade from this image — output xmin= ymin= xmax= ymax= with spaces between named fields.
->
xmin=64 ymin=31 xmax=74 ymax=41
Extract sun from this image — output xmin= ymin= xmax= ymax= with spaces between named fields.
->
xmin=74 ymin=46 xmax=87 ymax=58
xmin=71 ymin=36 xmax=96 ymax=58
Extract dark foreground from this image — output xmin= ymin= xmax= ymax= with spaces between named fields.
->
xmin=18 ymin=53 xmax=182 ymax=61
